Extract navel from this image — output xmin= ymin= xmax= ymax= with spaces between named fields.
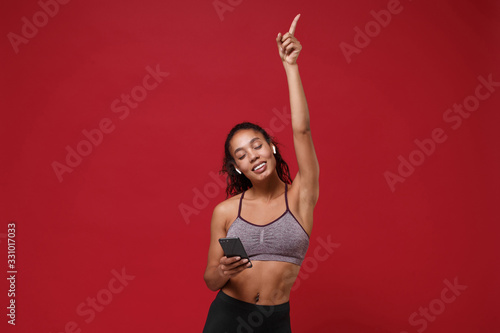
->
xmin=255 ymin=292 xmax=260 ymax=304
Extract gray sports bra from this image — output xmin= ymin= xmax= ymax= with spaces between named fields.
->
xmin=226 ymin=183 xmax=309 ymax=266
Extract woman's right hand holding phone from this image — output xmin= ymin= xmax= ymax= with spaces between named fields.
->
xmin=218 ymin=256 xmax=252 ymax=278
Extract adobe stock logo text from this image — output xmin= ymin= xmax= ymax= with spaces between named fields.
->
xmin=384 ymin=73 xmax=499 ymax=192
xmin=400 ymin=276 xmax=467 ymax=333
xmin=7 ymin=0 xmax=71 ymax=54
xmin=49 ymin=267 xmax=135 ymax=333
xmin=51 ymin=64 xmax=169 ymax=183
xmin=340 ymin=0 xmax=417 ymax=64
xmin=212 ymin=0 xmax=245 ymax=22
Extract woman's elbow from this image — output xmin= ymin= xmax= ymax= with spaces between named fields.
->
xmin=203 ymin=271 xmax=220 ymax=291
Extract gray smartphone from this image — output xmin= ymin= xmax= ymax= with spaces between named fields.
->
xmin=218 ymin=237 xmax=252 ymax=268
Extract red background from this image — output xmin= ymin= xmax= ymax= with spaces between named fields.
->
xmin=1 ymin=0 xmax=499 ymax=332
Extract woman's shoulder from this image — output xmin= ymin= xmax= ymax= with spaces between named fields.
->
xmin=212 ymin=192 xmax=243 ymax=221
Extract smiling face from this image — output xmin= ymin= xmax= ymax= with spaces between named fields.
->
xmin=229 ymin=129 xmax=276 ymax=182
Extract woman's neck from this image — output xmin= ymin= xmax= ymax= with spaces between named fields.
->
xmin=248 ymin=172 xmax=285 ymax=203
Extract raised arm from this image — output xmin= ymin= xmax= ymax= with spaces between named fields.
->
xmin=276 ymin=15 xmax=319 ymax=208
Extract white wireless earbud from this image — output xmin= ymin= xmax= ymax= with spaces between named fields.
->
xmin=273 ymin=146 xmax=276 ymax=154
xmin=235 ymin=167 xmax=242 ymax=175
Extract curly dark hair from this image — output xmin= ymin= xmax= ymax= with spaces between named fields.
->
xmin=220 ymin=122 xmax=292 ymax=198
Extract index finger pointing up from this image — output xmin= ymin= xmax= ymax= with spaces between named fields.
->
xmin=289 ymin=14 xmax=301 ymax=35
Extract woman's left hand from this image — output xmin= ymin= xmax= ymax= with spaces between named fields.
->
xmin=276 ymin=14 xmax=302 ymax=65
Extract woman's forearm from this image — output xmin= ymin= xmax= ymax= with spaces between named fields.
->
xmin=204 ymin=265 xmax=230 ymax=291
xmin=283 ymin=63 xmax=310 ymax=134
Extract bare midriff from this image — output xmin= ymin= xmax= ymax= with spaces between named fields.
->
xmin=221 ymin=260 xmax=301 ymax=305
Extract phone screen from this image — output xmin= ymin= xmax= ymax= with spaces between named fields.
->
xmin=219 ymin=237 xmax=252 ymax=268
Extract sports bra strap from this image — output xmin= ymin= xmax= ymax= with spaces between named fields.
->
xmin=285 ymin=183 xmax=289 ymax=211
xmin=238 ymin=190 xmax=245 ymax=217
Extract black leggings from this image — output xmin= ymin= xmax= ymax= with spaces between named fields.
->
xmin=203 ymin=290 xmax=292 ymax=333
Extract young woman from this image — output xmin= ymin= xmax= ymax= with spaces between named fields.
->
xmin=203 ymin=14 xmax=319 ymax=332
